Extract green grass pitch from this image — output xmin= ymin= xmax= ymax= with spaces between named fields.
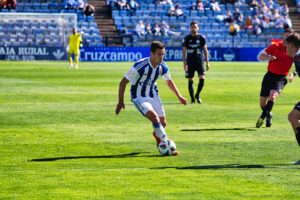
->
xmin=0 ymin=61 xmax=300 ymax=199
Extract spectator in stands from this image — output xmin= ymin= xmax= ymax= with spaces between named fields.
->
xmin=135 ymin=20 xmax=146 ymax=37
xmin=0 ymin=0 xmax=7 ymax=9
xmin=6 ymin=0 xmax=16 ymax=10
xmin=84 ymin=2 xmax=95 ymax=16
xmin=280 ymin=3 xmax=289 ymax=16
xmin=253 ymin=24 xmax=262 ymax=35
xmin=174 ymin=4 xmax=184 ymax=17
xmin=244 ymin=16 xmax=253 ymax=33
xmin=269 ymin=9 xmax=280 ymax=22
xmin=259 ymin=1 xmax=268 ymax=14
xmin=252 ymin=15 xmax=260 ymax=27
xmin=203 ymin=1 xmax=211 ymax=11
xmin=229 ymin=20 xmax=240 ymax=36
xmin=248 ymin=0 xmax=259 ymax=10
xmin=263 ymin=7 xmax=272 ymax=20
xmin=233 ymin=8 xmax=243 ymax=23
xmin=192 ymin=0 xmax=204 ymax=11
xmin=145 ymin=23 xmax=152 ymax=35
xmin=161 ymin=21 xmax=181 ymax=37
xmin=210 ymin=0 xmax=221 ymax=12
xmin=127 ymin=0 xmax=139 ymax=16
xmin=221 ymin=0 xmax=237 ymax=10
xmin=166 ymin=0 xmax=176 ymax=16
xmin=109 ymin=0 xmax=118 ymax=10
xmin=266 ymin=0 xmax=274 ymax=9
xmin=119 ymin=23 xmax=128 ymax=35
xmin=274 ymin=16 xmax=283 ymax=29
xmin=117 ymin=0 xmax=127 ymax=10
xmin=224 ymin=10 xmax=233 ymax=25
xmin=156 ymin=0 xmax=168 ymax=4
xmin=66 ymin=0 xmax=75 ymax=9
xmin=75 ymin=0 xmax=85 ymax=10
xmin=152 ymin=22 xmax=162 ymax=36
xmin=282 ymin=15 xmax=292 ymax=29
xmin=260 ymin=15 xmax=270 ymax=30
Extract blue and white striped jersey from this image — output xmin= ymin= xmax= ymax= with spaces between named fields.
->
xmin=124 ymin=57 xmax=171 ymax=99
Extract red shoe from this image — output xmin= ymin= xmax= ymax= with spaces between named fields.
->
xmin=153 ymin=131 xmax=162 ymax=147
xmin=172 ymin=150 xmax=179 ymax=156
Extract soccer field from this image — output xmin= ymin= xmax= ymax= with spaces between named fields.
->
xmin=0 ymin=61 xmax=300 ymax=199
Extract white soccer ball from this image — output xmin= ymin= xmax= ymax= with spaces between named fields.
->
xmin=158 ymin=139 xmax=177 ymax=156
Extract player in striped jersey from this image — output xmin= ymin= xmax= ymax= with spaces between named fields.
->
xmin=67 ymin=28 xmax=82 ymax=69
xmin=115 ymin=41 xmax=187 ymax=155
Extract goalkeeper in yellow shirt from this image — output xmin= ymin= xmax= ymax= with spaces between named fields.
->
xmin=67 ymin=28 xmax=82 ymax=69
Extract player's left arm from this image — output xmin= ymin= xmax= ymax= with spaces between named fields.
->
xmin=165 ymin=79 xmax=187 ymax=105
xmin=203 ymin=45 xmax=210 ymax=71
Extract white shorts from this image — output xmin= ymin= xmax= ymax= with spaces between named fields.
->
xmin=131 ymin=95 xmax=165 ymax=117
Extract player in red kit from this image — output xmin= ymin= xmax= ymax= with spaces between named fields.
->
xmin=256 ymin=29 xmax=295 ymax=128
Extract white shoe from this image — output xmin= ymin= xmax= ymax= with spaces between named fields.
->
xmin=74 ymin=65 xmax=78 ymax=69
xmin=68 ymin=64 xmax=73 ymax=69
xmin=291 ymin=159 xmax=300 ymax=165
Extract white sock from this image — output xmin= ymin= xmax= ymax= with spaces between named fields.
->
xmin=153 ymin=122 xmax=167 ymax=141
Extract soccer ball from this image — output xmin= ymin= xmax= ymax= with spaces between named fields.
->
xmin=158 ymin=139 xmax=177 ymax=156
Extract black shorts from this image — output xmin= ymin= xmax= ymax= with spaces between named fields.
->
xmin=294 ymin=101 xmax=300 ymax=112
xmin=185 ymin=62 xmax=205 ymax=78
xmin=260 ymin=71 xmax=287 ymax=97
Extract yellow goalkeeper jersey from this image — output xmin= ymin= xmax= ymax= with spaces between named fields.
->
xmin=68 ymin=33 xmax=82 ymax=50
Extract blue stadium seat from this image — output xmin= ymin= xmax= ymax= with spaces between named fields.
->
xmin=32 ymin=3 xmax=40 ymax=9
xmin=24 ymin=3 xmax=32 ymax=9
xmin=33 ymin=29 xmax=42 ymax=35
xmin=112 ymin=10 xmax=119 ymax=17
xmin=86 ymin=16 xmax=94 ymax=22
xmin=120 ymin=10 xmax=127 ymax=16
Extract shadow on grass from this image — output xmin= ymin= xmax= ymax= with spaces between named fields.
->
xmin=181 ymin=128 xmax=257 ymax=132
xmin=152 ymin=164 xmax=266 ymax=170
xmin=29 ymin=152 xmax=155 ymax=162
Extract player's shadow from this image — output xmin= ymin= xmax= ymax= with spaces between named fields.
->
xmin=29 ymin=152 xmax=155 ymax=162
xmin=181 ymin=128 xmax=257 ymax=132
xmin=152 ymin=164 xmax=266 ymax=170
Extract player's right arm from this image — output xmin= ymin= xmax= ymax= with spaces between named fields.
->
xmin=182 ymin=37 xmax=188 ymax=72
xmin=116 ymin=77 xmax=129 ymax=115
xmin=258 ymin=46 xmax=276 ymax=61
xmin=116 ymin=65 xmax=140 ymax=115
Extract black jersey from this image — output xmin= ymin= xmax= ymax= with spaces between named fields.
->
xmin=294 ymin=53 xmax=300 ymax=77
xmin=182 ymin=34 xmax=206 ymax=63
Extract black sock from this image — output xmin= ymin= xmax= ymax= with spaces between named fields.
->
xmin=296 ymin=127 xmax=300 ymax=147
xmin=188 ymin=81 xmax=194 ymax=101
xmin=260 ymin=100 xmax=274 ymax=119
xmin=195 ymin=79 xmax=204 ymax=97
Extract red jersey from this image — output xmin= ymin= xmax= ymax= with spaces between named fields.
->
xmin=265 ymin=43 xmax=293 ymax=76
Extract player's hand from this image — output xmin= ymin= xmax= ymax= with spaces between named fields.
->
xmin=115 ymin=102 xmax=125 ymax=115
xmin=184 ymin=64 xmax=188 ymax=72
xmin=206 ymin=63 xmax=210 ymax=71
xmin=269 ymin=56 xmax=277 ymax=61
xmin=66 ymin=45 xmax=69 ymax=51
xmin=179 ymin=96 xmax=187 ymax=105
xmin=288 ymin=73 xmax=294 ymax=83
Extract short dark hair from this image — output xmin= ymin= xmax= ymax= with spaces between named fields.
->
xmin=284 ymin=28 xmax=295 ymax=34
xmin=190 ymin=21 xmax=198 ymax=27
xmin=150 ymin=40 xmax=165 ymax=53
xmin=285 ymin=33 xmax=300 ymax=49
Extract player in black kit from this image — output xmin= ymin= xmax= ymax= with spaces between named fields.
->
xmin=182 ymin=21 xmax=210 ymax=104
xmin=285 ymin=33 xmax=300 ymax=165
